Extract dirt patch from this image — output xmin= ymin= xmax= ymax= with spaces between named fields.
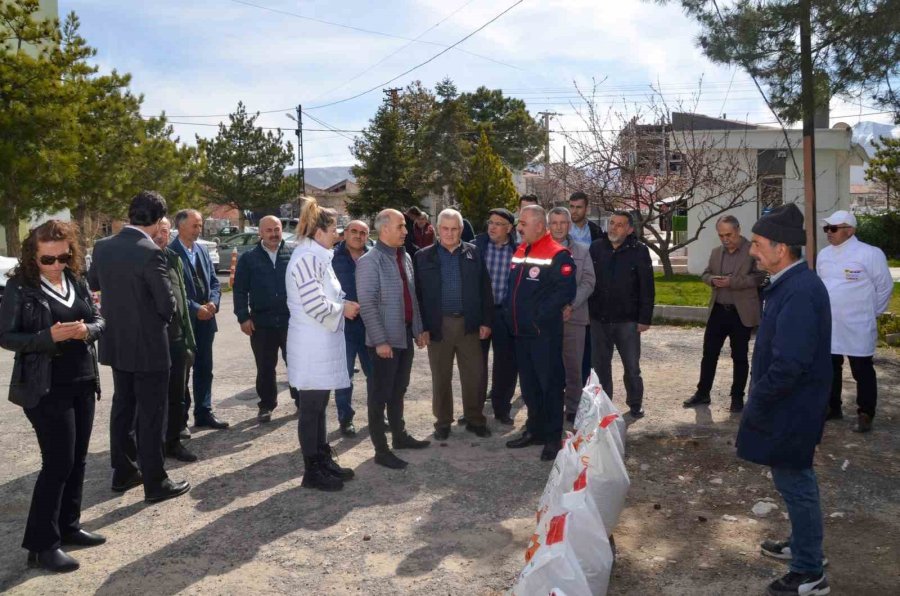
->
xmin=0 ymin=294 xmax=897 ymax=594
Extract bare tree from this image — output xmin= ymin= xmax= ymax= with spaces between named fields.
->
xmin=561 ymin=82 xmax=764 ymax=277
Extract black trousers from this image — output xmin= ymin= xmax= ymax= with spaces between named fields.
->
xmin=297 ymin=389 xmax=330 ymax=457
xmin=166 ymin=341 xmax=189 ymax=446
xmin=696 ymin=303 xmax=752 ymax=399
xmin=22 ymin=382 xmax=95 ymax=552
xmin=479 ymin=307 xmax=519 ymax=418
xmin=515 ymin=332 xmax=565 ymax=443
xmin=830 ymin=354 xmax=877 ymax=418
xmin=250 ymin=325 xmax=298 ymax=410
xmin=366 ymin=328 xmax=413 ymax=453
xmin=110 ymin=368 xmax=169 ymax=491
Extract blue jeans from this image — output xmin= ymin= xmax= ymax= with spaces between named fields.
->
xmin=590 ymin=320 xmax=644 ymax=408
xmin=334 ymin=327 xmax=371 ymax=424
xmin=772 ymin=466 xmax=825 ymax=575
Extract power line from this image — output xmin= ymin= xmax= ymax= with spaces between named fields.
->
xmin=305 ymin=0 xmax=526 ymax=111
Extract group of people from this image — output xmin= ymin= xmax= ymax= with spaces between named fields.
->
xmin=0 ymin=186 xmax=891 ymax=596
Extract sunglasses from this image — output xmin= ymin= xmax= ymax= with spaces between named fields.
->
xmin=38 ymin=253 xmax=73 ymax=266
xmin=822 ymin=225 xmax=851 ymax=233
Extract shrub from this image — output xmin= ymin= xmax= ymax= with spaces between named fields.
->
xmin=856 ymin=211 xmax=900 ymax=258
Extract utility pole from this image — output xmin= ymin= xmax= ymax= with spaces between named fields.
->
xmin=383 ymin=87 xmax=402 ymax=112
xmin=288 ymin=104 xmax=305 ymax=196
xmin=538 ymin=112 xmax=559 ymax=204
xmin=799 ymin=0 xmax=817 ymax=269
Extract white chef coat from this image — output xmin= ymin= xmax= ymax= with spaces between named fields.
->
xmin=817 ymin=235 xmax=893 ymax=357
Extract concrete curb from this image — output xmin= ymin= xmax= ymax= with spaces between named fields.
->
xmin=653 ymin=304 xmax=708 ymax=324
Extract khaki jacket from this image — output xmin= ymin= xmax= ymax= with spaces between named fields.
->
xmin=700 ymin=237 xmax=765 ymax=328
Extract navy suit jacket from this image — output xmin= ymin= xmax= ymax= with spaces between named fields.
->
xmin=169 ymin=238 xmax=221 ymax=333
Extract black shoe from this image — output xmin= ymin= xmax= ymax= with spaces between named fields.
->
xmin=540 ymin=442 xmax=560 ymax=461
xmin=629 ymin=407 xmax=645 ymax=419
xmin=683 ymin=393 xmax=711 ymax=408
xmin=166 ymin=442 xmax=198 ymax=463
xmin=565 ymin=412 xmax=576 ymax=424
xmin=495 ymin=414 xmax=515 ymax=425
xmin=825 ymin=408 xmax=843 ymax=421
xmin=506 ymin=431 xmax=544 ymax=448
xmin=144 ymin=478 xmax=191 ymax=503
xmin=729 ymin=397 xmax=744 ymax=413
xmin=301 ymin=456 xmax=344 ymax=491
xmin=27 ymin=549 xmax=79 ymax=573
xmin=111 ymin=471 xmax=143 ymax=493
xmin=392 ymin=433 xmax=431 ymax=450
xmin=466 ymin=423 xmax=492 ymax=438
xmin=374 ymin=450 xmax=408 ymax=469
xmin=319 ymin=445 xmax=355 ymax=480
xmin=766 ymin=571 xmax=830 ymax=595
xmin=457 ymin=415 xmax=467 ymax=425
xmin=194 ymin=414 xmax=229 ymax=429
xmin=434 ymin=427 xmax=451 ymax=440
xmin=339 ymin=421 xmax=357 ymax=437
xmin=761 ymin=538 xmax=830 ymax=567
xmin=61 ymin=529 xmax=106 ymax=548
xmin=853 ymin=413 xmax=873 ymax=433
xmin=179 ymin=427 xmax=191 ymax=441
xmin=257 ymin=408 xmax=272 ymax=423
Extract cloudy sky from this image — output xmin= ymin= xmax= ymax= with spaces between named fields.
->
xmin=59 ymin=0 xmax=895 ymax=169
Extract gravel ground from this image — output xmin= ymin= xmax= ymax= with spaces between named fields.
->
xmin=0 ymin=290 xmax=897 ymax=595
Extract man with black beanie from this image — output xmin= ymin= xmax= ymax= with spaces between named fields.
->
xmin=737 ymin=203 xmax=832 ymax=596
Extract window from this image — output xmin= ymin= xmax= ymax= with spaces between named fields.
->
xmin=758 ymin=176 xmax=783 ymax=217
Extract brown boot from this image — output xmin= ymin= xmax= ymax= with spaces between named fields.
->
xmin=853 ymin=413 xmax=873 ymax=433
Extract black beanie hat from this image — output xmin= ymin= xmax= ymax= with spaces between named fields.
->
xmin=751 ymin=203 xmax=806 ymax=245
xmin=488 ymin=208 xmax=515 ymax=225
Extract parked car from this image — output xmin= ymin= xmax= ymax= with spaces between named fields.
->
xmin=0 ymin=255 xmax=18 ymax=302
xmin=170 ymin=231 xmax=220 ymax=271
xmin=215 ymin=232 xmax=298 ymax=272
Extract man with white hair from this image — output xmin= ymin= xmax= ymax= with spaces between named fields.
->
xmin=415 ymin=209 xmax=494 ymax=440
xmin=504 ymin=205 xmax=576 ymax=461
xmin=817 ymin=209 xmax=892 ymax=432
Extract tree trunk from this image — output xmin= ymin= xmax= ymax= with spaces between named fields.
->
xmin=659 ymin=250 xmax=674 ymax=278
xmin=5 ymin=203 xmax=21 ymax=257
xmin=72 ymin=200 xmax=90 ymax=259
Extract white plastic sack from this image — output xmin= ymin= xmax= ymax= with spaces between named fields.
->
xmin=536 ymin=434 xmax=582 ymax=524
xmin=574 ymin=418 xmax=630 ymax=534
xmin=576 ymin=371 xmax=626 ymax=456
xmin=514 ymin=486 xmax=613 ymax=596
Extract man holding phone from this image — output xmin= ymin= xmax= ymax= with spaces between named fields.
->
xmin=684 ymin=215 xmax=765 ymax=412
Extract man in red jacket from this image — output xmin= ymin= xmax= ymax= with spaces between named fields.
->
xmin=504 ymin=205 xmax=577 ymax=461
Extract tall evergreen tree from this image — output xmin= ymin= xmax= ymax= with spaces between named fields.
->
xmin=658 ymin=0 xmax=900 ymax=122
xmin=457 ymin=130 xmax=519 ymax=230
xmin=198 ymin=102 xmax=294 ymax=229
xmin=349 ymin=103 xmax=414 ymax=218
xmin=866 ymin=136 xmax=900 ymax=209
xmin=460 ymin=86 xmax=546 ymax=170
xmin=417 ymin=79 xmax=474 ymax=208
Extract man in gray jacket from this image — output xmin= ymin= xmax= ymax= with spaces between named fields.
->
xmin=357 ymin=209 xmax=431 ymax=469
xmin=548 ymin=207 xmax=596 ymax=422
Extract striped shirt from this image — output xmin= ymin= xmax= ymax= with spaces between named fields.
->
xmin=483 ymin=237 xmax=516 ymax=304
xmin=438 ymin=243 xmax=463 ymax=314
xmin=294 ymin=253 xmax=342 ymax=326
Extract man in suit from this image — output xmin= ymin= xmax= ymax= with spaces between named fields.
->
xmin=684 ymin=215 xmax=765 ymax=413
xmin=88 ymin=191 xmax=190 ymax=503
xmin=170 ymin=209 xmax=229 ymax=430
xmin=414 ymin=208 xmax=493 ymax=440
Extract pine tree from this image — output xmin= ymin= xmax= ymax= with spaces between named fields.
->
xmin=866 ymin=136 xmax=900 ymax=209
xmin=198 ymin=102 xmax=294 ymax=229
xmin=457 ymin=130 xmax=519 ymax=230
xmin=349 ymin=103 xmax=414 ymax=218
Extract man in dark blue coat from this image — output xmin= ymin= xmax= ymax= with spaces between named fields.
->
xmin=170 ymin=209 xmax=229 ymax=430
xmin=332 ymin=220 xmax=372 ymax=436
xmin=738 ymin=203 xmax=832 ymax=596
xmin=232 ymin=215 xmax=297 ymax=422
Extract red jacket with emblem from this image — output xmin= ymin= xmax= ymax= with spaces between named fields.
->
xmin=503 ymin=232 xmax=576 ymax=337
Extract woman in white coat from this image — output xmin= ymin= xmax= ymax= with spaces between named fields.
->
xmin=287 ymin=198 xmax=360 ymax=491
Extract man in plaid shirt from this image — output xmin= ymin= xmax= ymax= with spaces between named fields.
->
xmin=474 ymin=208 xmax=519 ymax=425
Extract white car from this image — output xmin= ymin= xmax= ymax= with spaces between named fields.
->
xmin=170 ymin=232 xmax=219 ymax=270
xmin=0 ymin=255 xmax=18 ymax=301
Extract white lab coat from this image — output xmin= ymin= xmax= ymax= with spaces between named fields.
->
xmin=817 ymin=235 xmax=893 ymax=357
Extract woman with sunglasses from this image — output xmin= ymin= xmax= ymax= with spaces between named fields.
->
xmin=0 ymin=220 xmax=105 ymax=573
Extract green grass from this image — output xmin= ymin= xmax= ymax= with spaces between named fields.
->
xmin=889 ymin=258 xmax=900 ymax=268
xmin=890 ymin=282 xmax=900 ymax=315
xmin=654 ymin=273 xmax=710 ymax=307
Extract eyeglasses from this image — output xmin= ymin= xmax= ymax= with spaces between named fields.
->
xmin=822 ymin=225 xmax=851 ymax=233
xmin=38 ymin=253 xmax=73 ymax=266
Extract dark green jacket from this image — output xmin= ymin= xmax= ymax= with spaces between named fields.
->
xmin=165 ymin=248 xmax=196 ymax=353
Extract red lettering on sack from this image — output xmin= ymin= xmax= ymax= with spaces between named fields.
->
xmin=600 ymin=413 xmax=619 ymax=429
xmin=546 ymin=513 xmax=568 ymax=545
xmin=560 ymin=263 xmax=573 ymax=276
xmin=573 ymin=467 xmax=588 ymax=491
